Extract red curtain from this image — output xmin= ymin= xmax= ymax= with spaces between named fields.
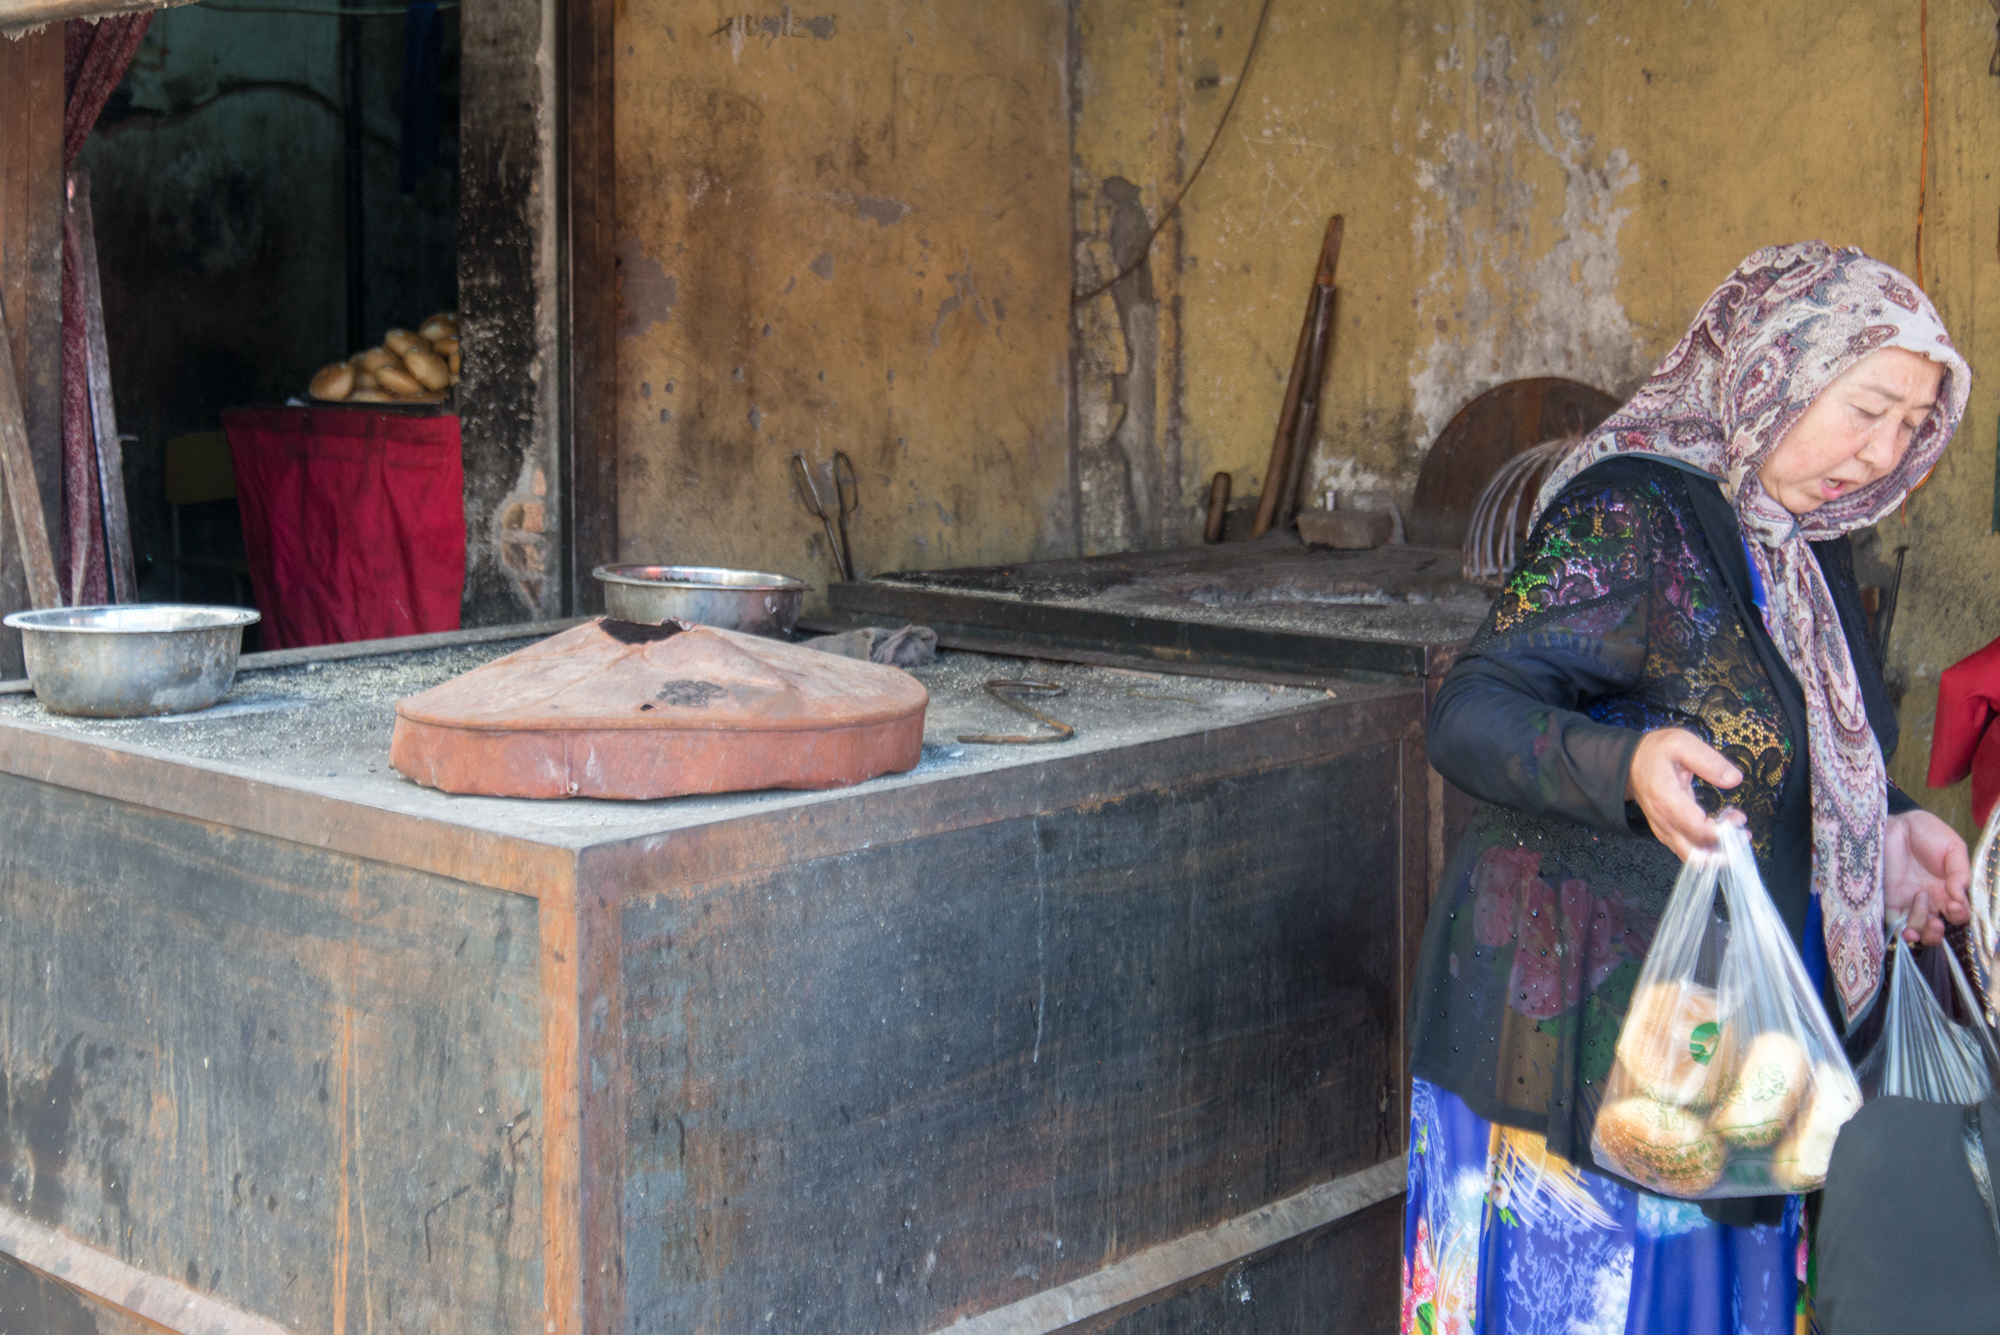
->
xmin=221 ymin=407 xmax=466 ymax=650
xmin=58 ymin=14 xmax=150 ymax=606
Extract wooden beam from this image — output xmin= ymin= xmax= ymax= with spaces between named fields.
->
xmin=0 ymin=298 xmax=59 ymax=608
xmin=71 ymin=170 xmax=137 ymax=603
xmin=0 ymin=30 xmax=65 ymax=651
xmin=563 ymin=0 xmax=618 ymax=615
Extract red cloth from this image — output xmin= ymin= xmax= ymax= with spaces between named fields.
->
xmin=58 ymin=14 xmax=151 ymax=605
xmin=1927 ymin=633 xmax=2000 ymax=825
xmin=222 ymin=407 xmax=465 ymax=650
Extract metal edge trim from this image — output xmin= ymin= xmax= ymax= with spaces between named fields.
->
xmin=929 ymin=1154 xmax=1406 ymax=1335
xmin=573 ymin=690 xmax=1423 ymax=896
xmin=0 ymin=722 xmax=579 ymax=903
xmin=0 ymin=1200 xmax=293 ymax=1335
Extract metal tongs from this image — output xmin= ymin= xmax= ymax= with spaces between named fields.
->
xmin=792 ymin=450 xmax=858 ymax=582
xmin=958 ymin=680 xmax=1076 ymax=745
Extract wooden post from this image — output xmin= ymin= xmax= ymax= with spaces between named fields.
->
xmin=1252 ymin=215 xmax=1344 ymax=538
xmin=0 ymin=297 xmax=59 ymax=610
xmin=70 ymin=171 xmax=136 ymax=604
xmin=0 ymin=31 xmax=66 ymax=654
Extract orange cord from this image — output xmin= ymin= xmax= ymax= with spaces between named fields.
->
xmin=1918 ymin=0 xmax=1930 ymax=287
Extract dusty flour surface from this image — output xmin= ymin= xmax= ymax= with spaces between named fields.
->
xmin=0 ymin=639 xmax=1393 ymax=842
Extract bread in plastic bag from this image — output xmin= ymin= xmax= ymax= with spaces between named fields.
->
xmin=1591 ymin=821 xmax=1862 ymax=1197
xmin=1854 ymin=920 xmax=1998 ymax=1105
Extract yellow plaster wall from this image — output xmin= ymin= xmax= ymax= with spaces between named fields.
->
xmin=1077 ymin=1 xmax=1930 ymax=530
xmin=613 ymin=1 xmax=2000 ymax=834
xmin=613 ymin=1 xmax=1073 ymax=591
xmin=1080 ymin=1 xmax=2000 ymax=832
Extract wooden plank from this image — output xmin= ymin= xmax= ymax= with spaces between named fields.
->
xmin=71 ymin=170 xmax=138 ymax=604
xmin=0 ymin=1206 xmax=288 ymax=1335
xmin=563 ymin=0 xmax=618 ymax=614
xmin=0 ymin=29 xmax=64 ymax=659
xmin=0 ymin=293 xmax=59 ymax=608
xmin=937 ymin=1157 xmax=1404 ymax=1334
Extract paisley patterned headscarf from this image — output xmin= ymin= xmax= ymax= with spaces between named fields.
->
xmin=1535 ymin=242 xmax=1971 ymax=1021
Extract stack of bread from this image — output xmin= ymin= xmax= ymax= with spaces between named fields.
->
xmin=307 ymin=313 xmax=461 ymax=405
xmin=1594 ymin=981 xmax=1860 ymax=1196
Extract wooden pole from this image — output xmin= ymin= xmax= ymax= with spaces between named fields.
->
xmin=71 ymin=172 xmax=136 ymax=603
xmin=1252 ymin=214 xmax=1344 ymax=537
xmin=0 ymin=297 xmax=60 ymax=609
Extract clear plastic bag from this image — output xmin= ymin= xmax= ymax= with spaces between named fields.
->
xmin=1591 ymin=822 xmax=1863 ymax=1198
xmin=1855 ymin=922 xmax=1998 ymax=1105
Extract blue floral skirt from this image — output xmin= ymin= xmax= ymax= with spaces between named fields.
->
xmin=1403 ymin=1078 xmax=1807 ymax=1335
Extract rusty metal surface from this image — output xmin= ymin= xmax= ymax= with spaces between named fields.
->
xmin=0 ymin=630 xmax=1425 ymax=1333
xmin=1406 ymin=375 xmax=1620 ymax=549
xmin=831 ymin=540 xmax=1488 ymax=685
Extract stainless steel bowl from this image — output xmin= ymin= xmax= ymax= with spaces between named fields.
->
xmin=592 ymin=565 xmax=807 ymax=637
xmin=3 ymin=604 xmax=262 ymax=718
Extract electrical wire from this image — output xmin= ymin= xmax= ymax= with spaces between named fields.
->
xmin=1070 ymin=0 xmax=1274 ymax=305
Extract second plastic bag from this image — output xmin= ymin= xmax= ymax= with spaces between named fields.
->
xmin=1591 ymin=822 xmax=1863 ymax=1198
xmin=1855 ymin=924 xmax=1997 ymax=1105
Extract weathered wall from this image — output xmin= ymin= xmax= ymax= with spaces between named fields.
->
xmin=1075 ymin=2 xmax=1932 ymax=543
xmin=1073 ymin=1 xmax=2000 ymax=833
xmin=612 ymin=1 xmax=1074 ymax=591
xmin=611 ymin=1 xmax=1998 ymax=831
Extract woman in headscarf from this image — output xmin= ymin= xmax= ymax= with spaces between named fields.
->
xmin=1400 ymin=242 xmax=1974 ymax=1334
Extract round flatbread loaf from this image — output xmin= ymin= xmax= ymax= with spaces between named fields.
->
xmin=1708 ymin=1030 xmax=1809 ymax=1148
xmin=308 ymin=362 xmax=353 ymax=401
xmin=1615 ymin=982 xmax=1722 ymax=1108
xmin=1767 ymin=1066 xmax=1861 ymax=1191
xmin=402 ymin=347 xmax=451 ymax=391
xmin=1596 ymin=1095 xmax=1727 ymax=1196
xmin=374 ymin=363 xmax=423 ymax=396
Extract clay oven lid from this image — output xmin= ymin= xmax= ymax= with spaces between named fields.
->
xmin=389 ymin=619 xmax=928 ymax=799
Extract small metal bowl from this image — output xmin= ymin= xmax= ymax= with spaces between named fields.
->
xmin=592 ymin=565 xmax=807 ymax=637
xmin=3 ymin=604 xmax=261 ymax=718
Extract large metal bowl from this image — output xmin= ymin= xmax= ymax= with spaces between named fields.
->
xmin=3 ymin=604 xmax=262 ymax=718
xmin=592 ymin=565 xmax=807 ymax=637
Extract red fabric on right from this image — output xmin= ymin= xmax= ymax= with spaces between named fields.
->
xmin=1927 ymin=632 xmax=2000 ymax=825
xmin=222 ymin=407 xmax=465 ymax=650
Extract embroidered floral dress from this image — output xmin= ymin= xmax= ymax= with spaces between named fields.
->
xmin=1401 ymin=456 xmax=1907 ymax=1335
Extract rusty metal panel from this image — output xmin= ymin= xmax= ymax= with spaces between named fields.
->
xmin=0 ymin=774 xmax=543 ymax=1332
xmin=615 ymin=741 xmax=1404 ymax=1331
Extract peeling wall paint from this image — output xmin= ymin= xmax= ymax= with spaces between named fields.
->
xmin=1406 ymin=30 xmax=1646 ymax=456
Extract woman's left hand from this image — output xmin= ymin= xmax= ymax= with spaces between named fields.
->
xmin=1882 ymin=809 xmax=1972 ymax=946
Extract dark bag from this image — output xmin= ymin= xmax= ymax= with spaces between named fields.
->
xmin=1814 ymin=1094 xmax=2000 ymax=1332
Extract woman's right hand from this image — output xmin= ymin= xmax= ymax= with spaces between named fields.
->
xmin=1626 ymin=727 xmax=1744 ymax=861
